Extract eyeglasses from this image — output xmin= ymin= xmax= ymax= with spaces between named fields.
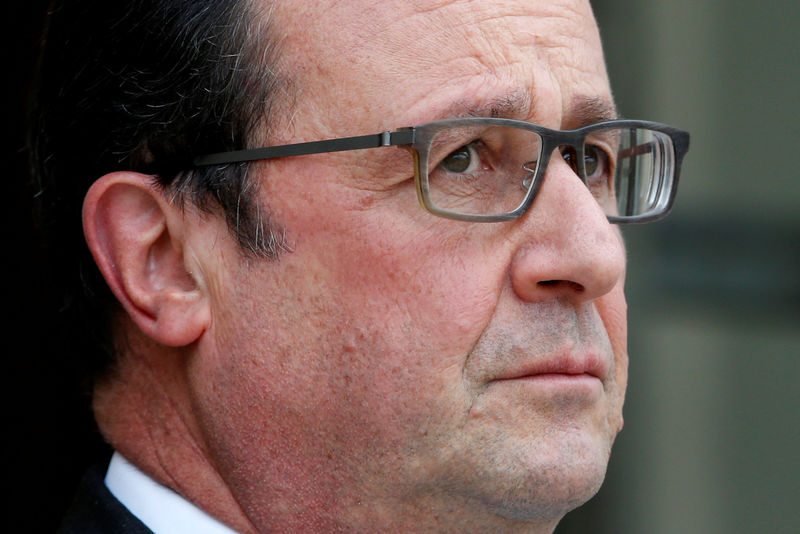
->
xmin=193 ymin=118 xmax=689 ymax=223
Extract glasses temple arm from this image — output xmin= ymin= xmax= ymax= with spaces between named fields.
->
xmin=193 ymin=130 xmax=415 ymax=166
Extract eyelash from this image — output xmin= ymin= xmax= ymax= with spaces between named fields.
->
xmin=435 ymin=138 xmax=495 ymax=175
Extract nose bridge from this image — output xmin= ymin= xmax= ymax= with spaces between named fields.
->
xmin=550 ymin=128 xmax=584 ymax=150
xmin=509 ymin=151 xmax=626 ymax=305
xmin=532 ymin=151 xmax=602 ymax=235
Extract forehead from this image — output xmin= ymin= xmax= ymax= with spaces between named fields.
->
xmin=269 ymin=0 xmax=610 ymax=133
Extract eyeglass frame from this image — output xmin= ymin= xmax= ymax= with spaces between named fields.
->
xmin=193 ymin=118 xmax=690 ymax=224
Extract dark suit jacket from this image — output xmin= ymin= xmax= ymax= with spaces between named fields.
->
xmin=58 ymin=464 xmax=153 ymax=534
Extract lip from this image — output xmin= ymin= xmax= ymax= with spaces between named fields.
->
xmin=492 ymin=351 xmax=609 ymax=383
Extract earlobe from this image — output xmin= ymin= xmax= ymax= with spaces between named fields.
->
xmin=83 ymin=172 xmax=210 ymax=347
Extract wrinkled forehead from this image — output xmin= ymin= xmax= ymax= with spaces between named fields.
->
xmin=269 ymin=0 xmax=610 ymax=132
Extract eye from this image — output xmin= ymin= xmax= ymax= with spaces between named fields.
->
xmin=560 ymin=147 xmax=578 ymax=173
xmin=441 ymin=143 xmax=480 ymax=174
xmin=584 ymin=144 xmax=611 ymax=184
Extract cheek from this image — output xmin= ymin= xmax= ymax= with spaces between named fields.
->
xmin=595 ymin=281 xmax=628 ymax=429
xmin=275 ymin=203 xmax=511 ymax=439
xmin=204 ymin=170 xmax=516 ymax=465
xmin=597 ymin=282 xmax=627 ymax=362
xmin=287 ymin=196 xmax=503 ymax=370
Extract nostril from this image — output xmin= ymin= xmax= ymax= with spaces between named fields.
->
xmin=537 ymin=280 xmax=585 ymax=293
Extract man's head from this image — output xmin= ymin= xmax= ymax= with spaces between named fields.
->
xmin=34 ymin=0 xmax=686 ymax=531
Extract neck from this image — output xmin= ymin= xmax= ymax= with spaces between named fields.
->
xmin=93 ymin=324 xmax=258 ymax=534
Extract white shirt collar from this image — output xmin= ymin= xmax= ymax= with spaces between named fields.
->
xmin=105 ymin=452 xmax=240 ymax=534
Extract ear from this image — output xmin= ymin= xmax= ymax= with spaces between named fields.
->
xmin=83 ymin=172 xmax=210 ymax=347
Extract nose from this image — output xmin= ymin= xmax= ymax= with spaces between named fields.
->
xmin=509 ymin=150 xmax=626 ymax=305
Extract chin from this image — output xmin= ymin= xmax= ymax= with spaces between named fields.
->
xmin=471 ymin=426 xmax=615 ymax=523
xmin=496 ymin=455 xmax=609 ymax=522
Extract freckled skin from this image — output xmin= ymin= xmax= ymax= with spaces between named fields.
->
xmin=162 ymin=1 xmax=626 ymax=532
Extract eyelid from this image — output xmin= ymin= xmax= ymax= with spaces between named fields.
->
xmin=584 ymin=134 xmax=618 ymax=162
xmin=428 ymin=126 xmax=492 ymax=159
xmin=585 ymin=129 xmax=618 ymax=147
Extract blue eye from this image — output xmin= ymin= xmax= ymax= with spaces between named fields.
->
xmin=441 ymin=144 xmax=480 ymax=173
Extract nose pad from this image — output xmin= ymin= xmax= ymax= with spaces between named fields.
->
xmin=522 ymin=161 xmax=537 ymax=191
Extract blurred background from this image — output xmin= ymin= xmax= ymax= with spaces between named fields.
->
xmin=560 ymin=1 xmax=800 ymax=532
xmin=6 ymin=1 xmax=799 ymax=532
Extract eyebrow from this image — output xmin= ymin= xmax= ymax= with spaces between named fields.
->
xmin=445 ymin=89 xmax=533 ymax=121
xmin=564 ymin=95 xmax=619 ymax=128
xmin=441 ymin=91 xmax=617 ymax=128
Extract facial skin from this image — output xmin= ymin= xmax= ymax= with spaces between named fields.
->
xmin=89 ymin=0 xmax=627 ymax=532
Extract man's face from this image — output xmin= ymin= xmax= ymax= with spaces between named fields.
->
xmin=187 ymin=0 xmax=627 ymax=530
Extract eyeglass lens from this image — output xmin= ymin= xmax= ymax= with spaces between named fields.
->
xmin=424 ymin=125 xmax=675 ymax=219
